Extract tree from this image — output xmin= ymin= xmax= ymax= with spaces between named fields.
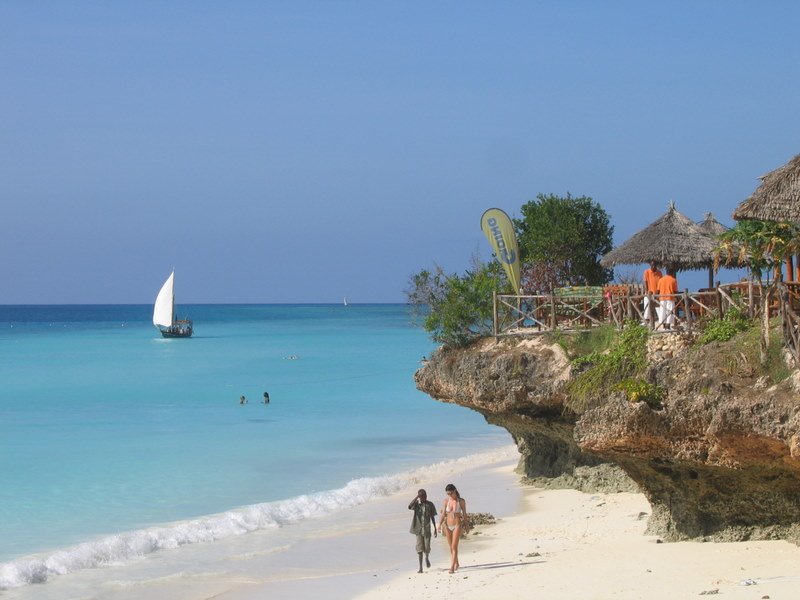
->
xmin=515 ymin=193 xmax=614 ymax=291
xmin=406 ymin=261 xmax=504 ymax=348
xmin=715 ymin=219 xmax=800 ymax=364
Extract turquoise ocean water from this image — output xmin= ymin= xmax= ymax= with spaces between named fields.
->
xmin=0 ymin=304 xmax=509 ymax=589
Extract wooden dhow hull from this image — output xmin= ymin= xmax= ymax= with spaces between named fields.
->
xmin=159 ymin=320 xmax=193 ymax=338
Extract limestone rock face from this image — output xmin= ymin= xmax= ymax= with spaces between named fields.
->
xmin=415 ymin=337 xmax=636 ymax=494
xmin=415 ymin=337 xmax=570 ymax=414
xmin=416 ymin=335 xmax=800 ymax=542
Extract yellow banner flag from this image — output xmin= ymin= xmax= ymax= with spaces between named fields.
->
xmin=480 ymin=208 xmax=521 ymax=293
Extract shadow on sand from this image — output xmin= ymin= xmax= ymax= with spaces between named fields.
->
xmin=458 ymin=560 xmax=543 ymax=571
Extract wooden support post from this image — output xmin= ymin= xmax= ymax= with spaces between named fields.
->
xmin=550 ymin=292 xmax=557 ymax=331
xmin=716 ymin=286 xmax=724 ymax=319
xmin=748 ymin=280 xmax=754 ymax=319
xmin=626 ymin=289 xmax=633 ymax=322
xmin=786 ymin=257 xmax=795 ymax=283
xmin=795 ymin=254 xmax=800 ymax=282
xmin=683 ymin=289 xmax=690 ymax=329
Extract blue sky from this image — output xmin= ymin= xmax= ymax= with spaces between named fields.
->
xmin=2 ymin=1 xmax=798 ymax=303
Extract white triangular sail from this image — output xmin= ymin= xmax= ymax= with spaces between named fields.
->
xmin=153 ymin=271 xmax=175 ymax=328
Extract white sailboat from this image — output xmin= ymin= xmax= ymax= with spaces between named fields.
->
xmin=343 ymin=297 xmax=348 ymax=306
xmin=153 ymin=271 xmax=193 ymax=338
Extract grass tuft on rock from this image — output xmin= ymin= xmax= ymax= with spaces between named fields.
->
xmin=548 ymin=324 xmax=618 ymax=359
xmin=697 ymin=304 xmax=751 ymax=345
xmin=564 ymin=322 xmax=649 ymax=414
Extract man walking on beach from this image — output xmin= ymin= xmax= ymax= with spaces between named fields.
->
xmin=408 ymin=489 xmax=437 ymax=573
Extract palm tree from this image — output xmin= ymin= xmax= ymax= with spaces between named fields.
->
xmin=715 ymin=219 xmax=800 ymax=364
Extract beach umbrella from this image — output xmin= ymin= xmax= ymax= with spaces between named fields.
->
xmin=600 ymin=201 xmax=717 ymax=275
xmin=733 ymin=154 xmax=800 ymax=222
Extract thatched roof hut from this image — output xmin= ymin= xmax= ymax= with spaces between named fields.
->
xmin=696 ymin=213 xmax=732 ymax=287
xmin=697 ymin=212 xmax=728 ymax=238
xmin=733 ymin=154 xmax=800 ymax=222
xmin=600 ymin=201 xmax=717 ymax=272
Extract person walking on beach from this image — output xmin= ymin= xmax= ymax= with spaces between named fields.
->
xmin=439 ymin=483 xmax=468 ymax=574
xmin=642 ymin=262 xmax=662 ymax=325
xmin=408 ymin=489 xmax=437 ymax=573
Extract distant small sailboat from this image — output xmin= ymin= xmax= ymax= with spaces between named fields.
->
xmin=153 ymin=271 xmax=193 ymax=338
xmin=343 ymin=297 xmax=348 ymax=306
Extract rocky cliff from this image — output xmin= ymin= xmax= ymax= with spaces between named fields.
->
xmin=415 ymin=335 xmax=800 ymax=543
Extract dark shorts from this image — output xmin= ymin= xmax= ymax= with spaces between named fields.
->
xmin=415 ymin=532 xmax=431 ymax=554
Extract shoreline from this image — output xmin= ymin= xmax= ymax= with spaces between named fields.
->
xmin=216 ymin=450 xmax=525 ymax=600
xmin=1 ymin=447 xmax=520 ymax=599
xmin=7 ymin=448 xmax=800 ymax=599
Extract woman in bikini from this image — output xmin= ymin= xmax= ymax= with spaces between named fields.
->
xmin=439 ymin=483 xmax=468 ymax=574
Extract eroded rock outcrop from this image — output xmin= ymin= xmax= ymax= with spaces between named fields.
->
xmin=415 ymin=337 xmax=637 ymax=493
xmin=416 ymin=335 xmax=800 ymax=543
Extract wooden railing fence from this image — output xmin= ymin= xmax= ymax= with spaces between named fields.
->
xmin=494 ymin=281 xmax=800 ymax=366
xmin=493 ymin=284 xmax=752 ymax=337
xmin=780 ymin=283 xmax=800 ymax=365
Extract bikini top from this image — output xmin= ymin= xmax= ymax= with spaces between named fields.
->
xmin=445 ymin=499 xmax=462 ymax=514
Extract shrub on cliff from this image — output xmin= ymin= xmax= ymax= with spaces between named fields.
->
xmin=550 ymin=325 xmax=618 ymax=360
xmin=406 ymin=261 xmax=504 ymax=348
xmin=565 ymin=322 xmax=649 ymax=413
xmin=613 ymin=378 xmax=664 ymax=409
xmin=713 ymin=318 xmax=792 ymax=384
xmin=698 ymin=304 xmax=751 ymax=345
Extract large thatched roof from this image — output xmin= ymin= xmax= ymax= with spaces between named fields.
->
xmin=733 ymin=154 xmax=800 ymax=222
xmin=600 ymin=201 xmax=717 ymax=271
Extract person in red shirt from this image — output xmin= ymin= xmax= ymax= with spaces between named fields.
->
xmin=656 ymin=268 xmax=679 ymax=330
xmin=642 ymin=262 xmax=662 ymax=324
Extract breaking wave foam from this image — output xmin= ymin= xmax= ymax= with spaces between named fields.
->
xmin=0 ymin=445 xmax=516 ymax=590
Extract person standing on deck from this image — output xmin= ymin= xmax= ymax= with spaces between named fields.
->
xmin=657 ymin=268 xmax=679 ymax=330
xmin=643 ymin=262 xmax=662 ymax=324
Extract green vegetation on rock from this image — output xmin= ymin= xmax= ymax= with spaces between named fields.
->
xmin=613 ymin=378 xmax=664 ymax=409
xmin=565 ymin=322 xmax=649 ymax=414
xmin=735 ymin=320 xmax=792 ymax=384
xmin=549 ymin=325 xmax=618 ymax=360
xmin=697 ymin=304 xmax=750 ymax=345
xmin=406 ymin=261 xmax=504 ymax=348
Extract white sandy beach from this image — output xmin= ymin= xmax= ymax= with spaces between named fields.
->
xmin=353 ymin=468 xmax=800 ymax=600
xmin=217 ymin=453 xmax=800 ymax=600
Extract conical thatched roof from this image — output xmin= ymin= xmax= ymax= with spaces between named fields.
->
xmin=733 ymin=154 xmax=800 ymax=222
xmin=696 ymin=212 xmax=728 ymax=238
xmin=600 ymin=201 xmax=717 ymax=271
xmin=696 ymin=213 xmax=735 ymax=287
